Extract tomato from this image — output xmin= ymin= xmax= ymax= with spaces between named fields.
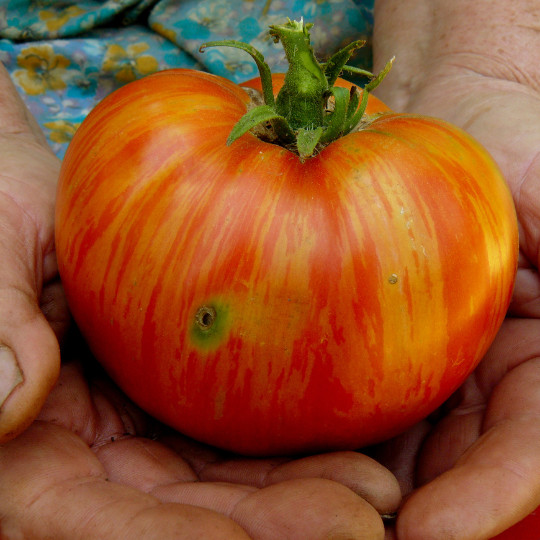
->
xmin=54 ymin=64 xmax=518 ymax=456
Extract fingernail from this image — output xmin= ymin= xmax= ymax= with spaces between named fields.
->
xmin=0 ymin=345 xmax=23 ymax=408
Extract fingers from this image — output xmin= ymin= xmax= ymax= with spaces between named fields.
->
xmin=101 ymin=440 xmax=386 ymax=540
xmin=0 ymin=193 xmax=61 ymax=440
xmin=44 ymin=360 xmax=392 ymax=539
xmin=178 ymin=445 xmax=397 ymax=537
xmin=398 ymin=416 xmax=540 ymax=540
xmin=0 ymin=188 xmax=60 ymax=438
xmin=512 ymin=150 xmax=540 ymax=267
xmin=264 ymin=452 xmax=401 ymax=514
xmin=37 ymin=357 xmax=397 ymax=540
xmin=38 ymin=368 xmax=390 ymax=540
xmin=230 ymin=478 xmax=385 ymax=540
xmin=365 ymin=420 xmax=432 ymax=496
xmin=0 ymin=421 xmax=252 ymax=540
xmin=162 ymin=434 xmax=402 ymax=516
xmin=509 ymin=266 xmax=540 ymax=318
xmin=95 ymin=437 xmax=259 ymax=516
xmin=96 ymin=437 xmax=199 ymax=489
xmin=0 ymin=290 xmax=60 ymax=443
xmin=412 ymin=318 xmax=540 ymax=487
xmin=251 ymin=452 xmax=401 ymax=515
xmin=92 ymin=391 xmax=396 ymax=538
xmin=476 ymin=318 xmax=540 ymax=395
xmin=104 ymin=432 xmax=402 ymax=516
xmin=96 ymin=435 xmax=386 ymax=540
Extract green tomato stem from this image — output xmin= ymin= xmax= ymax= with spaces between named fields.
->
xmin=269 ymin=19 xmax=328 ymax=131
xmin=200 ymin=18 xmax=393 ymax=159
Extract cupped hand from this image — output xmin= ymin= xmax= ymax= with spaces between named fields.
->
xmin=0 ymin=62 xmax=69 ymax=443
xmin=371 ymin=1 xmax=540 ymax=538
xmin=0 ymin=335 xmax=401 ymax=540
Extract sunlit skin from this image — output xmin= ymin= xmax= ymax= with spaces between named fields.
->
xmin=56 ymin=68 xmax=518 ymax=457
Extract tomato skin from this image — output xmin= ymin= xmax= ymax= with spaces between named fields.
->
xmin=55 ymin=68 xmax=518 ymax=456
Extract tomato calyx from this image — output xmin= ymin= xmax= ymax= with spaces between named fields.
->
xmin=200 ymin=18 xmax=393 ymax=160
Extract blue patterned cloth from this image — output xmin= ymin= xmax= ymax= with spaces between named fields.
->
xmin=0 ymin=0 xmax=374 ymax=157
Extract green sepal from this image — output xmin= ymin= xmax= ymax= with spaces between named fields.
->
xmin=296 ymin=126 xmax=324 ymax=159
xmin=346 ymin=85 xmax=360 ymax=122
xmin=199 ymin=40 xmax=275 ymax=108
xmin=319 ymin=86 xmax=350 ymax=144
xmin=227 ymin=105 xmax=286 ymax=146
xmin=344 ymin=57 xmax=394 ymax=134
xmin=340 ymin=65 xmax=374 ymax=78
xmin=271 ymin=116 xmax=297 ymax=145
xmin=322 ymin=40 xmax=366 ymax=87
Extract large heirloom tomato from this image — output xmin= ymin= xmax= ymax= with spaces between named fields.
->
xmin=55 ymin=20 xmax=518 ymax=456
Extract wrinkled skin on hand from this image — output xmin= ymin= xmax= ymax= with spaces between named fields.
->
xmin=0 ymin=61 xmax=402 ymax=540
xmin=371 ymin=1 xmax=540 ymax=539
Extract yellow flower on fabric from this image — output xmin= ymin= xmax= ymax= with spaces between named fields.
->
xmin=13 ymin=44 xmax=71 ymax=96
xmin=151 ymin=22 xmax=177 ymax=43
xmin=102 ymin=43 xmax=159 ymax=83
xmin=39 ymin=5 xmax=86 ymax=33
xmin=43 ymin=120 xmax=81 ymax=144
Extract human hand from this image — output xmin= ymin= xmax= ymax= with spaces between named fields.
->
xmin=371 ymin=0 xmax=540 ymax=538
xmin=0 ymin=61 xmax=69 ymax=443
xmin=0 ymin=335 xmax=401 ymax=540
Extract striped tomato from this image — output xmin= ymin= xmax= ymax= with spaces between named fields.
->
xmin=55 ymin=21 xmax=518 ymax=456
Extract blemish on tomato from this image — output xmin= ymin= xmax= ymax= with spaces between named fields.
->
xmin=190 ymin=300 xmax=231 ymax=350
xmin=196 ymin=305 xmax=216 ymax=330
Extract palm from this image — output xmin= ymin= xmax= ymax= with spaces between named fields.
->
xmin=371 ymin=59 xmax=540 ymax=539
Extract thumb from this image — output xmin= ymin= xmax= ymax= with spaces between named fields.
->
xmin=0 ymin=291 xmax=61 ymax=443
xmin=0 ymin=62 xmax=62 ymax=442
xmin=0 ymin=182 xmax=63 ymax=443
xmin=0 ymin=151 xmax=62 ymax=443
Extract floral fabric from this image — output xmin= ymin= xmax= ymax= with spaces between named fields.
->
xmin=0 ymin=0 xmax=374 ymax=157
